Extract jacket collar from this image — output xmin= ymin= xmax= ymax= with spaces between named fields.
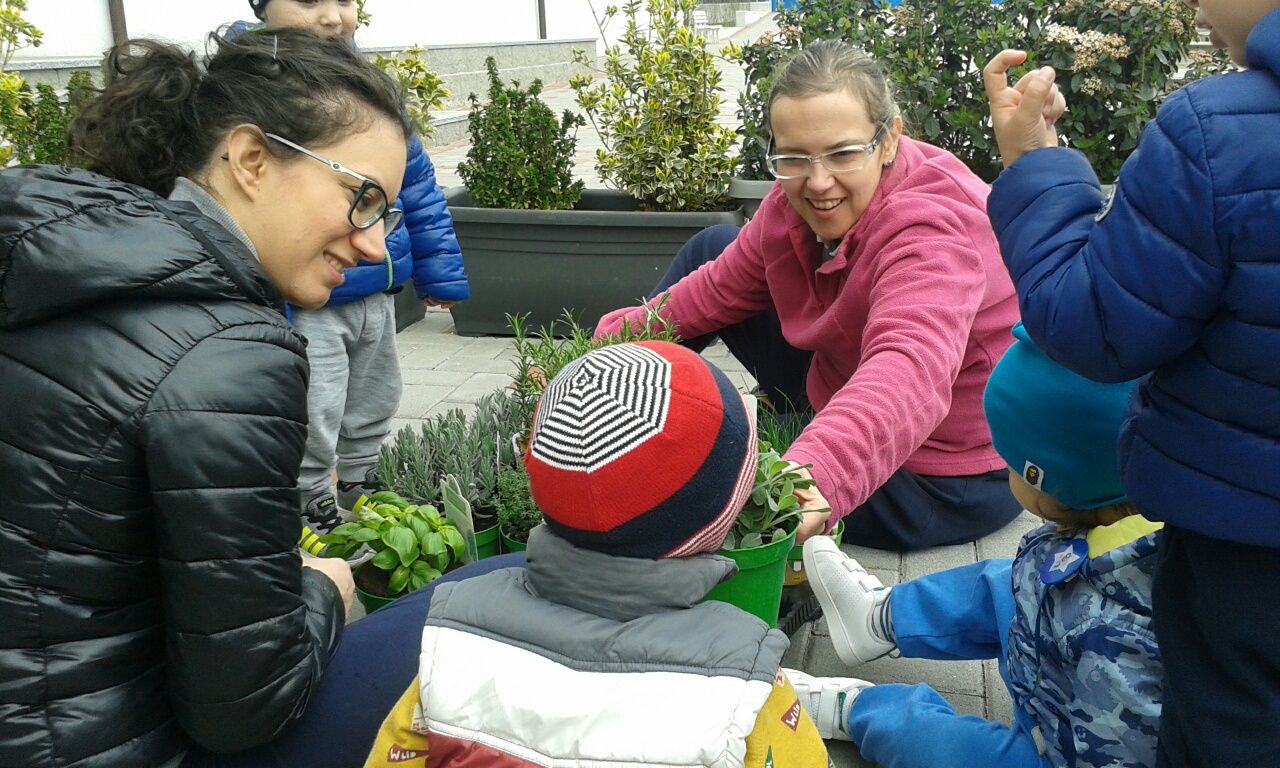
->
xmin=169 ymin=177 xmax=259 ymax=262
xmin=1247 ymin=7 xmax=1280 ymax=75
xmin=524 ymin=525 xmax=738 ymax=623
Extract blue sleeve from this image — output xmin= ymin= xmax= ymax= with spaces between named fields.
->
xmin=1065 ymin=621 xmax=1163 ymax=768
xmin=987 ymin=88 xmax=1225 ymax=383
xmin=395 ymin=132 xmax=470 ymax=302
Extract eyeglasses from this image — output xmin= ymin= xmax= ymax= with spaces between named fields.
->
xmin=265 ymin=133 xmax=403 ymax=235
xmin=766 ymin=119 xmax=893 ymax=180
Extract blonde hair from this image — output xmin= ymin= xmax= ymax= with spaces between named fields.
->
xmin=767 ymin=39 xmax=901 ymax=132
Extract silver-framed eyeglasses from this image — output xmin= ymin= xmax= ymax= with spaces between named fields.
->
xmin=265 ymin=133 xmax=403 ymax=235
xmin=766 ymin=119 xmax=893 ymax=180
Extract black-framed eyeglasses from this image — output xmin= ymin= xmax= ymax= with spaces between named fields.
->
xmin=766 ymin=119 xmax=894 ymax=180
xmin=265 ymin=133 xmax=403 ymax=235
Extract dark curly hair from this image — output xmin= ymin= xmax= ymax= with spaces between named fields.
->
xmin=69 ymin=27 xmax=410 ymax=196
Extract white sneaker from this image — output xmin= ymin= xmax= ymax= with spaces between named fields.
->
xmin=783 ymin=668 xmax=872 ymax=741
xmin=803 ymin=537 xmax=896 ymax=666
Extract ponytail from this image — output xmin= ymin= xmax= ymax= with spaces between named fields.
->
xmin=69 ymin=41 xmax=204 ymax=195
xmin=69 ymin=28 xmax=410 ymax=196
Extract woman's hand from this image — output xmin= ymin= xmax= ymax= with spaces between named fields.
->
xmin=983 ymin=49 xmax=1067 ymax=168
xmin=594 ymin=305 xmax=647 ymax=340
xmin=785 ymin=462 xmax=833 ymax=544
xmin=302 ymin=556 xmax=355 ymax=619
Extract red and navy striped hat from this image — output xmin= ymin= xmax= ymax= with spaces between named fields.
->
xmin=526 ymin=341 xmax=757 ymax=559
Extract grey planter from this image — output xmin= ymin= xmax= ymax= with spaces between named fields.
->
xmin=445 ymin=188 xmax=745 ymax=336
xmin=392 ymin=285 xmax=425 ymax=332
xmin=727 ymin=177 xmax=776 ymax=219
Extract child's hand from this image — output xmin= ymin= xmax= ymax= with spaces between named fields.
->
xmin=983 ymin=49 xmax=1066 ymax=168
xmin=784 ymin=462 xmax=833 ymax=544
xmin=424 ymin=298 xmax=456 ymax=309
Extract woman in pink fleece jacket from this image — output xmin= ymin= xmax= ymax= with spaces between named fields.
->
xmin=597 ymin=40 xmax=1022 ymax=551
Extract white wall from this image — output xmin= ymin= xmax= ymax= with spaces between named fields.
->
xmin=11 ymin=0 xmax=621 ymax=63
xmin=547 ymin=0 xmax=655 ymax=54
xmin=359 ymin=0 xmax=535 ymax=48
xmin=16 ymin=0 xmax=113 ymax=61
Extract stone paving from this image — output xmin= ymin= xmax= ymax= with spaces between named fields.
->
xmin=372 ymin=15 xmax=1044 ymax=764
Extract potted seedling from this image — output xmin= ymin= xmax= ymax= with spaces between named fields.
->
xmin=376 ymin=390 xmax=527 ymax=559
xmin=495 ymin=464 xmax=543 ymax=553
xmin=318 ymin=489 xmax=467 ymax=613
xmin=753 ymin=404 xmax=845 ymax=586
xmin=704 ymin=446 xmax=829 ymax=627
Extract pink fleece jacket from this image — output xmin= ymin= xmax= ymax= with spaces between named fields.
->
xmin=597 ymin=137 xmax=1019 ymax=523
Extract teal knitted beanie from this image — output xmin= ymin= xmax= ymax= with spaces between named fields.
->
xmin=983 ymin=323 xmax=1134 ymax=510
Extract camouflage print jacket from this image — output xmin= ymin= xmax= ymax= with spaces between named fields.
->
xmin=1006 ymin=517 xmax=1164 ymax=768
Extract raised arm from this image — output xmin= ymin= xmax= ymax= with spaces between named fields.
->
xmin=987 ymin=77 xmax=1224 ymax=382
xmin=786 ymin=208 xmax=986 ymax=522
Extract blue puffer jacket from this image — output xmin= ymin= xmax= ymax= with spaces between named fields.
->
xmin=332 ymin=130 xmax=469 ymax=305
xmin=224 ymin=21 xmax=469 ymax=305
xmin=987 ymin=9 xmax=1280 ymax=549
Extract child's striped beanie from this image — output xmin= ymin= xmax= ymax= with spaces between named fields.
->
xmin=526 ymin=341 xmax=757 ymax=559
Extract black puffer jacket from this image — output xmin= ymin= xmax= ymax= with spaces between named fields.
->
xmin=0 ymin=166 xmax=345 ymax=767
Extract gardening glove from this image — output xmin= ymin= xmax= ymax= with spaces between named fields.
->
xmin=983 ymin=49 xmax=1066 ymax=168
xmin=784 ymin=462 xmax=832 ymax=545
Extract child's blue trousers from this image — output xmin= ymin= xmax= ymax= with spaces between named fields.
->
xmin=847 ymin=559 xmax=1051 ymax=768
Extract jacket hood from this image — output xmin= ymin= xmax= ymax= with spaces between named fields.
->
xmin=1247 ymin=7 xmax=1280 ymax=75
xmin=0 ymin=165 xmax=283 ymax=330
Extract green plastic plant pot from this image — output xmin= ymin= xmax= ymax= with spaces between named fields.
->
xmin=475 ymin=523 xmax=501 ymax=560
xmin=500 ymin=526 xmax=527 ymax=553
xmin=353 ymin=562 xmax=397 ymax=614
xmin=784 ymin=519 xmax=844 ymax=587
xmin=703 ymin=527 xmax=798 ymax=628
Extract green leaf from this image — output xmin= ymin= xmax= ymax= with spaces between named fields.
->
xmin=371 ymin=547 xmax=400 ymax=571
xmin=416 ymin=505 xmax=443 ymax=528
xmin=740 ymin=532 xmax=764 ymax=550
xmin=351 ymin=527 xmax=381 ymax=542
xmin=382 ymin=526 xmax=420 ymax=567
xmin=420 ymin=529 xmax=447 ymax=557
xmin=404 ymin=514 xmax=432 ymax=544
xmin=322 ymin=543 xmax=354 ymax=560
xmin=441 ymin=525 xmax=467 ymax=560
xmin=388 ymin=564 xmax=411 ymax=595
xmin=328 ymin=522 xmax=364 ymax=537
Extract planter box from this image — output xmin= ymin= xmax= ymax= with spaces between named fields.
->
xmin=392 ymin=286 xmax=425 ymax=332
xmin=727 ymin=177 xmax=776 ymax=219
xmin=445 ymin=188 xmax=745 ymax=336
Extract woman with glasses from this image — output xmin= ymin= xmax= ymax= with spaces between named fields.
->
xmin=597 ymin=39 xmax=1025 ymax=553
xmin=231 ymin=0 xmax=470 ymax=566
xmin=0 ymin=28 xmax=520 ymax=768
